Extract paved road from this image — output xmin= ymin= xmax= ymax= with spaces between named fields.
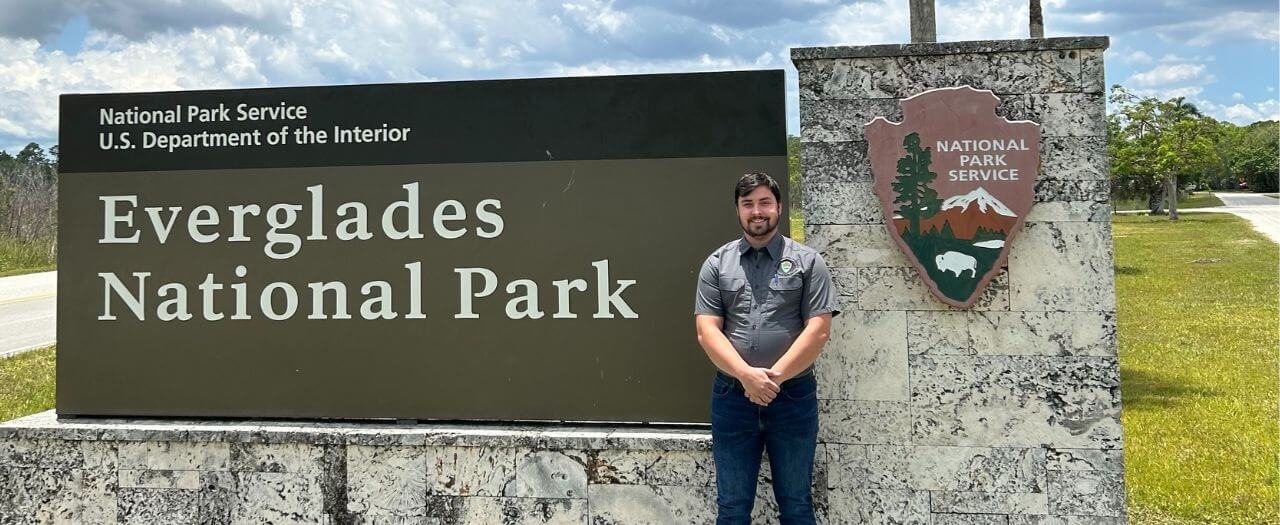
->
xmin=1116 ymin=193 xmax=1280 ymax=244
xmin=0 ymin=271 xmax=56 ymax=358
xmin=1206 ymin=192 xmax=1280 ymax=244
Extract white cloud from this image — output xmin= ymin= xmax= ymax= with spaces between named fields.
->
xmin=1175 ymin=10 xmax=1280 ymax=47
xmin=1052 ymin=3 xmax=1278 ymax=47
xmin=1076 ymin=11 xmax=1105 ymax=24
xmin=0 ymin=0 xmax=1275 ymax=150
xmin=0 ymin=30 xmax=266 ymax=143
xmin=822 ymin=0 xmax=1036 ymax=47
xmin=1126 ymin=63 xmax=1212 ymax=88
xmin=0 ymin=0 xmax=620 ymax=150
xmin=549 ymin=54 xmax=755 ymax=77
xmin=1194 ymin=96 xmax=1279 ymax=125
xmin=1161 ymin=86 xmax=1205 ymax=99
xmin=1156 ymin=53 xmax=1214 ymax=65
xmin=1121 ymin=54 xmax=1236 ymax=105
xmin=832 ymin=0 xmax=1035 ymax=43
xmin=1221 ymin=99 xmax=1280 ymax=123
xmin=936 ymin=0 xmax=1027 ymax=41
xmin=1129 ymin=85 xmax=1206 ymax=102
xmin=823 ymin=2 xmax=908 ymax=45
xmin=1117 ymin=49 xmax=1154 ymax=64
xmin=1233 ymin=92 xmax=1245 ymax=100
xmin=561 ymin=0 xmax=626 ymax=35
xmin=3 ymin=1 xmax=292 ymax=42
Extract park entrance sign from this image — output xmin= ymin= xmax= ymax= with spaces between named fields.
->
xmin=57 ymin=71 xmax=787 ymax=423
xmin=866 ymin=86 xmax=1040 ymax=308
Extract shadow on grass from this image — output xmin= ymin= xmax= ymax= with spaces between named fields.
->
xmin=1114 ymin=265 xmax=1143 ymax=275
xmin=1120 ymin=366 xmax=1221 ymax=411
xmin=1164 ymin=214 xmax=1219 ymax=224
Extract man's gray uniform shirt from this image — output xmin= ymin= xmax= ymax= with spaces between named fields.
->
xmin=694 ymin=234 xmax=839 ymax=375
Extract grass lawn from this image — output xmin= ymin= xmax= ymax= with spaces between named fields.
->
xmin=1114 ymin=213 xmax=1279 ymax=524
xmin=1113 ymin=192 xmax=1224 ymax=211
xmin=0 ymin=237 xmax=56 ymax=277
xmin=0 ymin=346 xmax=55 ymax=423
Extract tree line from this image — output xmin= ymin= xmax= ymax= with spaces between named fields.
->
xmin=0 ymin=143 xmax=58 ymax=264
xmin=1108 ymin=84 xmax=1279 ymax=220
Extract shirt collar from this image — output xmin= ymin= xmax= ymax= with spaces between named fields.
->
xmin=738 ymin=232 xmax=785 ymax=260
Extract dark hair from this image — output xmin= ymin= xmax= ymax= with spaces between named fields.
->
xmin=734 ymin=172 xmax=781 ymax=206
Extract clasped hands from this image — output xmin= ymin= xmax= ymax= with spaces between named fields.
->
xmin=737 ymin=367 xmax=786 ymax=406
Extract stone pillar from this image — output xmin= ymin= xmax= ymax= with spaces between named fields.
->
xmin=793 ymin=37 xmax=1126 ymax=524
xmin=1030 ymin=0 xmax=1045 ymax=39
xmin=909 ymin=0 xmax=937 ymax=43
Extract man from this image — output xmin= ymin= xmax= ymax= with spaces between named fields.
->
xmin=694 ymin=172 xmax=839 ymax=524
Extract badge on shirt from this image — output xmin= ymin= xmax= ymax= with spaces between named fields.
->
xmin=778 ymin=257 xmax=798 ymax=276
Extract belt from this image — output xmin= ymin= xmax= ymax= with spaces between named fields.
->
xmin=716 ymin=369 xmax=814 ymax=390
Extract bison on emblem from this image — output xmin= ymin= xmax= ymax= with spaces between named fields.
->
xmin=935 ymin=251 xmax=977 ymax=278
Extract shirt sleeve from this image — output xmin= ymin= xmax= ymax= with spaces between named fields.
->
xmin=801 ymin=253 xmax=840 ymax=319
xmin=693 ymin=254 xmax=723 ymax=317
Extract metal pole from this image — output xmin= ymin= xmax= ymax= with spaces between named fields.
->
xmin=909 ymin=0 xmax=937 ymax=43
xmin=1030 ymin=0 xmax=1044 ymax=38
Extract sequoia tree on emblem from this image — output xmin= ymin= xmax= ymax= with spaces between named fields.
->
xmin=866 ymin=86 xmax=1041 ymax=308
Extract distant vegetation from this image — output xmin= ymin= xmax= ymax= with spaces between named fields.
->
xmin=0 ymin=143 xmax=57 ymax=275
xmin=1109 ymin=85 xmax=1279 ymax=219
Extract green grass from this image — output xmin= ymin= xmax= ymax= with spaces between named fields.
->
xmin=1113 ymin=192 xmax=1225 ymax=211
xmin=1114 ymin=213 xmax=1279 ymax=524
xmin=0 ymin=237 xmax=56 ymax=277
xmin=0 ymin=346 xmax=56 ymax=423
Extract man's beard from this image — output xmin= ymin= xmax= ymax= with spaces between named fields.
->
xmin=741 ymin=215 xmax=778 ymax=239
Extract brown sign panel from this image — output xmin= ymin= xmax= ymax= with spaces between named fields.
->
xmin=57 ymin=71 xmax=787 ymax=423
xmin=866 ymin=86 xmax=1040 ymax=308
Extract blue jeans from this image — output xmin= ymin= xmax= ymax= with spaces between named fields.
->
xmin=710 ymin=371 xmax=818 ymax=525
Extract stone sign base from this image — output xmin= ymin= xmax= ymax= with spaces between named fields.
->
xmin=1 ymin=411 xmax=740 ymax=524
xmin=1 ymin=408 xmax=1127 ymax=524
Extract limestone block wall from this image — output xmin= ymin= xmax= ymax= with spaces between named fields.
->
xmin=0 ymin=412 xmax=732 ymax=524
xmin=793 ymin=37 xmax=1127 ymax=524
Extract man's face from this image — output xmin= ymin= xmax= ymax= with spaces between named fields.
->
xmin=736 ymin=185 xmax=781 ymax=240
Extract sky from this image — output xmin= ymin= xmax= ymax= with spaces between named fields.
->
xmin=0 ymin=0 xmax=1276 ymax=154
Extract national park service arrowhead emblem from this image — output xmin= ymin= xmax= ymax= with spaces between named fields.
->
xmin=865 ymin=86 xmax=1041 ymax=308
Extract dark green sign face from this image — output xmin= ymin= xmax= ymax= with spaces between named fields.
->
xmin=57 ymin=71 xmax=787 ymax=423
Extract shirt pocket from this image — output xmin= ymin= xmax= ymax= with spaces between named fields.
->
xmin=768 ymin=275 xmax=804 ymax=313
xmin=718 ymin=277 xmax=747 ymax=316
xmin=769 ymin=276 xmax=803 ymax=292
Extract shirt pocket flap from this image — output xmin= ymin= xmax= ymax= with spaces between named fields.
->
xmin=770 ymin=276 xmax=803 ymax=291
xmin=718 ymin=277 xmax=746 ymax=291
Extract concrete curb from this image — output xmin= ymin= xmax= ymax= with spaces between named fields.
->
xmin=0 ymin=341 xmax=56 ymax=360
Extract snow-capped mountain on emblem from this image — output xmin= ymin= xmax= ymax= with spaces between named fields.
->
xmin=894 ymin=186 xmax=1020 ymax=240
xmin=941 ymin=187 xmax=1017 ymax=217
xmin=867 ymin=85 xmax=1041 ymax=308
